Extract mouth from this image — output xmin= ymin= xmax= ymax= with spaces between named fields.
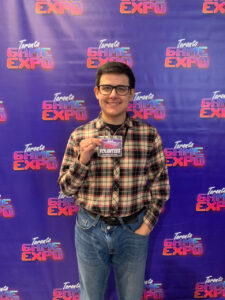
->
xmin=106 ymin=101 xmax=121 ymax=104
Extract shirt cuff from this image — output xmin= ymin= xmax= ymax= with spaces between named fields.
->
xmin=70 ymin=159 xmax=89 ymax=178
xmin=143 ymin=211 xmax=157 ymax=232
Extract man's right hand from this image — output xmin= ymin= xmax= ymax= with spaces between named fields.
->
xmin=79 ymin=138 xmax=102 ymax=165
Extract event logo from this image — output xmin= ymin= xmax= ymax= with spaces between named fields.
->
xmin=127 ymin=92 xmax=166 ymax=120
xmin=164 ymin=140 xmax=206 ymax=167
xmin=7 ymin=39 xmax=54 ymax=70
xmin=22 ymin=237 xmax=64 ymax=262
xmin=0 ymin=195 xmax=15 ymax=218
xmin=200 ymin=91 xmax=225 ymax=118
xmin=13 ymin=143 xmax=58 ymax=171
xmin=120 ymin=0 xmax=167 ymax=15
xmin=203 ymin=0 xmax=225 ymax=14
xmin=194 ymin=276 xmax=225 ymax=298
xmin=53 ymin=282 xmax=80 ymax=300
xmin=196 ymin=186 xmax=225 ymax=212
xmin=142 ymin=279 xmax=164 ymax=299
xmin=48 ymin=191 xmax=79 ymax=216
xmin=0 ymin=286 xmax=20 ymax=300
xmin=87 ymin=39 xmax=133 ymax=68
xmin=0 ymin=101 xmax=7 ymax=122
xmin=35 ymin=0 xmax=83 ymax=15
xmin=165 ymin=39 xmax=210 ymax=69
xmin=42 ymin=92 xmax=88 ymax=121
xmin=163 ymin=232 xmax=204 ymax=256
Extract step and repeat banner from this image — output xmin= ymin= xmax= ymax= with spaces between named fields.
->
xmin=0 ymin=0 xmax=225 ymax=299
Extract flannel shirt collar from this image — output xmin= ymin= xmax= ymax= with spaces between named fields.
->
xmin=95 ymin=113 xmax=133 ymax=130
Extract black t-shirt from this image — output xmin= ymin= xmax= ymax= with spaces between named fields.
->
xmin=105 ymin=123 xmax=122 ymax=134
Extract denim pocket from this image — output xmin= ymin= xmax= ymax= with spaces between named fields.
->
xmin=76 ymin=207 xmax=99 ymax=230
xmin=125 ymin=209 xmax=149 ymax=238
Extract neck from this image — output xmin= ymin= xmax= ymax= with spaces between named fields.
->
xmin=101 ymin=112 xmax=126 ymax=125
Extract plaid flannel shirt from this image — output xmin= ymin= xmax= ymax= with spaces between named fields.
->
xmin=58 ymin=114 xmax=170 ymax=231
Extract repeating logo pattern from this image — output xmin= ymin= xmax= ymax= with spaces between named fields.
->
xmin=120 ymin=0 xmax=167 ymax=15
xmin=142 ymin=279 xmax=164 ymax=299
xmin=13 ymin=144 xmax=58 ymax=171
xmin=0 ymin=195 xmax=15 ymax=218
xmin=22 ymin=237 xmax=64 ymax=262
xmin=196 ymin=186 xmax=225 ymax=212
xmin=165 ymin=39 xmax=210 ymax=69
xmin=163 ymin=232 xmax=204 ymax=256
xmin=53 ymin=282 xmax=80 ymax=300
xmin=194 ymin=276 xmax=225 ymax=298
xmin=0 ymin=286 xmax=20 ymax=300
xmin=202 ymin=0 xmax=225 ymax=14
xmin=87 ymin=39 xmax=133 ymax=68
xmin=7 ymin=40 xmax=54 ymax=70
xmin=42 ymin=92 xmax=88 ymax=121
xmin=48 ymin=192 xmax=79 ymax=216
xmin=164 ymin=141 xmax=206 ymax=167
xmin=0 ymin=101 xmax=7 ymax=122
xmin=35 ymin=0 xmax=84 ymax=15
xmin=200 ymin=91 xmax=225 ymax=118
xmin=127 ymin=92 xmax=166 ymax=120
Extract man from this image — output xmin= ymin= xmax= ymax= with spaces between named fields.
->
xmin=58 ymin=62 xmax=170 ymax=300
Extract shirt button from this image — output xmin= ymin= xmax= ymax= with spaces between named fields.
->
xmin=107 ymin=226 xmax=111 ymax=230
xmin=113 ymin=181 xmax=119 ymax=190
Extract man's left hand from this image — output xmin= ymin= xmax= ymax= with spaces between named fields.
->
xmin=134 ymin=222 xmax=151 ymax=236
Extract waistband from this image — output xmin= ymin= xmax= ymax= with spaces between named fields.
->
xmin=84 ymin=208 xmax=145 ymax=226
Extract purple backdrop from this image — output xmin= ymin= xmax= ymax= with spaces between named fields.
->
xmin=0 ymin=0 xmax=225 ymax=299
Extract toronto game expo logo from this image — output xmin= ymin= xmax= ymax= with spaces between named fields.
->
xmin=13 ymin=143 xmax=58 ymax=171
xmin=0 ymin=195 xmax=15 ymax=218
xmin=7 ymin=39 xmax=54 ymax=70
xmin=127 ymin=92 xmax=166 ymax=120
xmin=142 ymin=279 xmax=164 ymax=300
xmin=164 ymin=141 xmax=206 ymax=167
xmin=0 ymin=286 xmax=21 ymax=300
xmin=48 ymin=191 xmax=79 ymax=216
xmin=35 ymin=0 xmax=83 ymax=15
xmin=42 ymin=92 xmax=88 ymax=121
xmin=194 ymin=276 xmax=225 ymax=298
xmin=200 ymin=91 xmax=225 ymax=118
xmin=22 ymin=237 xmax=64 ymax=262
xmin=165 ymin=39 xmax=210 ymax=69
xmin=203 ymin=0 xmax=225 ymax=14
xmin=0 ymin=101 xmax=7 ymax=122
xmin=163 ymin=232 xmax=204 ymax=256
xmin=87 ymin=39 xmax=133 ymax=68
xmin=53 ymin=282 xmax=80 ymax=300
xmin=120 ymin=0 xmax=167 ymax=15
xmin=196 ymin=186 xmax=225 ymax=212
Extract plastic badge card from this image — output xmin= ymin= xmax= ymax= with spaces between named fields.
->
xmin=98 ymin=136 xmax=122 ymax=157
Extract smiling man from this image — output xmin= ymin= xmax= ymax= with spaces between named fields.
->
xmin=58 ymin=62 xmax=170 ymax=300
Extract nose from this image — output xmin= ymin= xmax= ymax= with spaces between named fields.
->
xmin=109 ymin=87 xmax=117 ymax=97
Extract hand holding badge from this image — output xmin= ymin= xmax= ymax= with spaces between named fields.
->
xmin=98 ymin=136 xmax=122 ymax=157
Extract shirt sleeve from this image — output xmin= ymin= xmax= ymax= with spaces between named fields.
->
xmin=58 ymin=132 xmax=89 ymax=197
xmin=143 ymin=128 xmax=170 ymax=231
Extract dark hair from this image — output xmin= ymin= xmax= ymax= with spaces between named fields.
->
xmin=95 ymin=62 xmax=135 ymax=88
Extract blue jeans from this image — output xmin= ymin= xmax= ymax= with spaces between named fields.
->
xmin=75 ymin=207 xmax=149 ymax=300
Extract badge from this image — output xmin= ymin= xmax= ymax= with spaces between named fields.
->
xmin=98 ymin=136 xmax=122 ymax=157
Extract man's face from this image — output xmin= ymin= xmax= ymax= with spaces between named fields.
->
xmin=94 ymin=73 xmax=135 ymax=124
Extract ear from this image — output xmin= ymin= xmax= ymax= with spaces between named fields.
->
xmin=129 ymin=88 xmax=135 ymax=102
xmin=94 ymin=86 xmax=99 ymax=100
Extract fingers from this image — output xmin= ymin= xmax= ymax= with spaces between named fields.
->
xmin=80 ymin=138 xmax=101 ymax=151
xmin=79 ymin=138 xmax=102 ymax=165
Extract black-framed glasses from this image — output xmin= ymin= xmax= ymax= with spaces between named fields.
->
xmin=98 ymin=85 xmax=131 ymax=96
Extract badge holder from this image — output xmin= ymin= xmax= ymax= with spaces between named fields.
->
xmin=98 ymin=136 xmax=123 ymax=157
